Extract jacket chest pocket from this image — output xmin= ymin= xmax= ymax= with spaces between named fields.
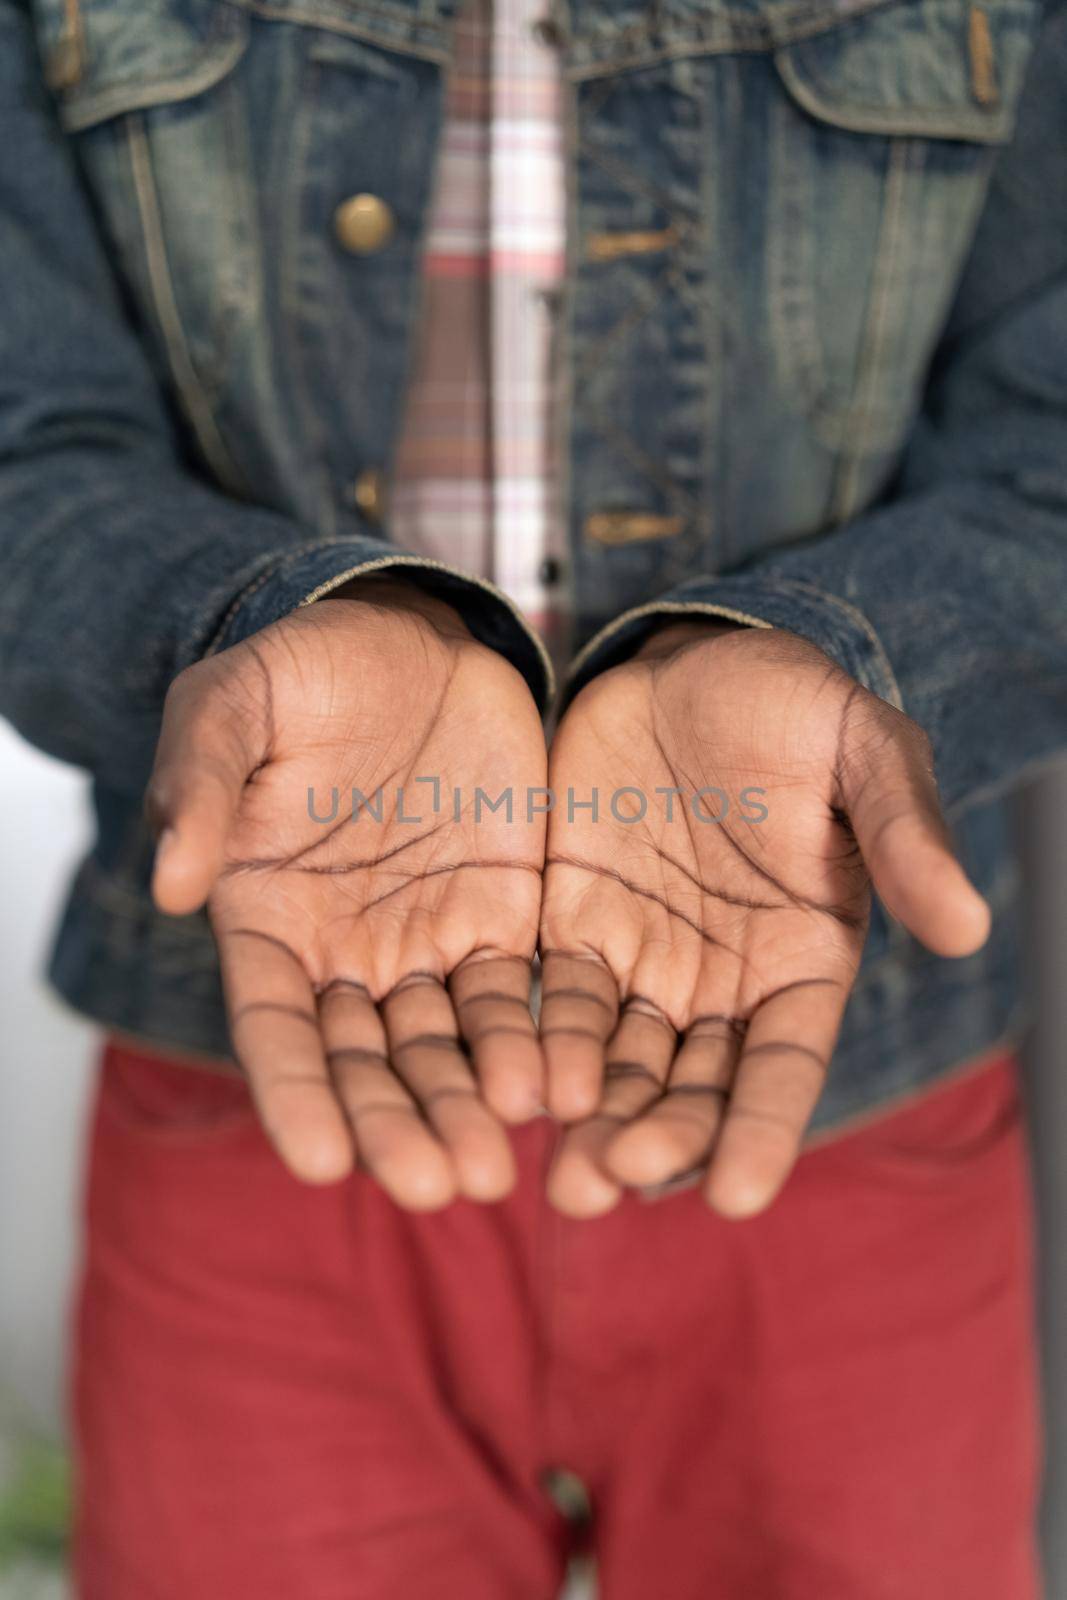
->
xmin=26 ymin=0 xmax=452 ymax=512
xmin=558 ymin=0 xmax=1041 ymax=555
xmin=764 ymin=0 xmax=1041 ymax=514
xmin=27 ymin=0 xmax=258 ymax=493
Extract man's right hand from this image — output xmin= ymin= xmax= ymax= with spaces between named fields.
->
xmin=146 ymin=578 xmax=548 ymax=1208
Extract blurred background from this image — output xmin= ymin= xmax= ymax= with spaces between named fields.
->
xmin=0 ymin=721 xmax=1064 ymax=1598
xmin=0 ymin=726 xmax=93 ymax=1599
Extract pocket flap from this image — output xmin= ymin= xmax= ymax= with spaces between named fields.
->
xmin=773 ymin=0 xmax=1041 ymax=143
xmin=30 ymin=0 xmax=249 ymax=130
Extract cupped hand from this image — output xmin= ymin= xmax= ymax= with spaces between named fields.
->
xmin=147 ymin=579 xmax=547 ymax=1206
xmin=539 ymin=622 xmax=990 ymax=1220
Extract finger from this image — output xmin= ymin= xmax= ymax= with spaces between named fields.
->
xmin=382 ymin=972 xmax=516 ymax=1202
xmin=842 ymin=713 xmax=990 ymax=958
xmin=318 ymin=977 xmax=455 ymax=1212
xmin=539 ymin=951 xmax=619 ymax=1121
xmin=705 ymin=975 xmax=846 ymax=1219
xmin=147 ymin=674 xmax=262 ymax=916
xmin=601 ymin=996 xmax=678 ymax=1116
xmin=218 ymin=926 xmax=353 ymax=1185
xmin=449 ymin=951 xmax=544 ymax=1124
xmin=606 ymin=1012 xmax=740 ymax=1188
xmin=546 ymin=997 xmax=677 ymax=1216
xmin=546 ymin=1117 xmax=627 ymax=1218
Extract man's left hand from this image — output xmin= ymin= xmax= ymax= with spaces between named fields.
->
xmin=539 ymin=622 xmax=990 ymax=1219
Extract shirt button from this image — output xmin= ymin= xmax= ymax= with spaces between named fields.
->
xmin=334 ymin=194 xmax=395 ymax=255
xmin=530 ymin=15 xmax=563 ymax=47
xmin=538 ymin=556 xmax=563 ymax=586
xmin=350 ymin=466 xmax=387 ymax=523
xmin=540 ymin=1467 xmax=591 ymax=1524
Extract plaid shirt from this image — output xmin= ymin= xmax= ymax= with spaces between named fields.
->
xmin=389 ymin=0 xmax=569 ymax=669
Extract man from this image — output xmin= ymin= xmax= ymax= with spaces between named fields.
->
xmin=0 ymin=0 xmax=1063 ymax=1592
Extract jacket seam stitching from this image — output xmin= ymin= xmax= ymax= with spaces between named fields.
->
xmin=125 ymin=114 xmax=248 ymax=497
xmin=832 ymin=137 xmax=914 ymax=521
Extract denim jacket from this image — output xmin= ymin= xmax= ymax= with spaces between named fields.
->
xmin=1 ymin=0 xmax=1065 ymax=1133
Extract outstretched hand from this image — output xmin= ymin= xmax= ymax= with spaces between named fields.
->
xmin=539 ymin=622 xmax=990 ymax=1220
xmin=149 ymin=602 xmax=987 ymax=1222
xmin=147 ymin=580 xmax=547 ymax=1207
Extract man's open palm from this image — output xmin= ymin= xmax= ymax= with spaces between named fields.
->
xmin=148 ymin=583 xmax=547 ymax=1207
xmin=540 ymin=625 xmax=990 ymax=1219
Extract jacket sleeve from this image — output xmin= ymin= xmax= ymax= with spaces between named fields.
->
xmin=568 ymin=3 xmax=1067 ymax=817
xmin=0 ymin=0 xmax=551 ymax=796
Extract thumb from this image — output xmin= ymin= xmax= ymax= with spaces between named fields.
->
xmin=146 ymin=666 xmax=262 ymax=916
xmin=840 ymin=707 xmax=991 ymax=959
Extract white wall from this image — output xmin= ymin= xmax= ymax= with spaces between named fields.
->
xmin=0 ymin=725 xmax=96 ymax=1434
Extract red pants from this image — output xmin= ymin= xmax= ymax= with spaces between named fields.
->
xmin=73 ymin=1040 xmax=1041 ymax=1600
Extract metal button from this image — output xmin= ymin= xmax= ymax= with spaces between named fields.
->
xmin=350 ymin=466 xmax=387 ymax=523
xmin=334 ymin=194 xmax=395 ymax=255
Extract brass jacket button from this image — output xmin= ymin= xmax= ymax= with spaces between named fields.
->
xmin=351 ymin=466 xmax=387 ymax=523
xmin=334 ymin=194 xmax=395 ymax=255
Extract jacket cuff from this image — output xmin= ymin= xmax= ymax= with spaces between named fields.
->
xmin=564 ymin=574 xmax=902 ymax=713
xmin=206 ymin=539 xmax=555 ymax=712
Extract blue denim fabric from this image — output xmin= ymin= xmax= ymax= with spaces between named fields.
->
xmin=1 ymin=0 xmax=1065 ymax=1131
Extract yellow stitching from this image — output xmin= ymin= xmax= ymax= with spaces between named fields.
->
xmin=968 ymin=6 xmax=998 ymax=107
xmin=832 ymin=138 xmax=912 ymax=522
xmin=583 ymin=511 xmax=684 ymax=544
xmin=565 ymin=601 xmax=773 ymax=683
xmin=584 ymin=225 xmax=680 ymax=262
xmin=126 ymin=117 xmax=246 ymax=494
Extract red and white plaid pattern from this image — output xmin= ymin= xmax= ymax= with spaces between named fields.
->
xmin=389 ymin=0 xmax=568 ymax=664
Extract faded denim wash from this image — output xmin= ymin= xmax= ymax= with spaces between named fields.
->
xmin=1 ymin=0 xmax=1065 ymax=1131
